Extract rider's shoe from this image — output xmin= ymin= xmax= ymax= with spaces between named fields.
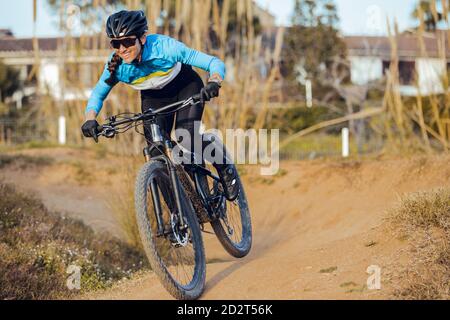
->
xmin=216 ymin=164 xmax=239 ymax=201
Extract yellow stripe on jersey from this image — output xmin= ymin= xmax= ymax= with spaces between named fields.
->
xmin=132 ymin=68 xmax=174 ymax=85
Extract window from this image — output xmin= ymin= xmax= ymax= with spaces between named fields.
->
xmin=382 ymin=60 xmax=391 ymax=74
xmin=398 ymin=61 xmax=415 ymax=85
xmin=382 ymin=60 xmax=416 ymax=85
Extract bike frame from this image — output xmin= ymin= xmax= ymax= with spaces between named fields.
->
xmin=97 ymin=95 xmax=224 ymax=236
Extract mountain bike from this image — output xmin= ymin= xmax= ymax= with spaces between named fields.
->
xmin=94 ymin=94 xmax=252 ymax=300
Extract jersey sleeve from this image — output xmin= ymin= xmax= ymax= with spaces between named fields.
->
xmin=161 ymin=36 xmax=226 ymax=80
xmin=85 ymin=63 xmax=117 ymax=115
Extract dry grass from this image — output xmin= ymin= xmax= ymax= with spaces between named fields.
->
xmin=388 ymin=188 xmax=450 ymax=299
xmin=0 ymin=154 xmax=54 ymax=170
xmin=11 ymin=0 xmax=447 ymax=159
xmin=381 ymin=1 xmax=449 ymax=153
xmin=30 ymin=0 xmax=285 ymax=153
xmin=107 ymin=156 xmax=186 ymax=264
xmin=107 ymin=156 xmax=143 ymax=250
xmin=0 ymin=182 xmax=147 ymax=299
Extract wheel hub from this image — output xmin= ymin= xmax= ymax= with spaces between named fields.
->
xmin=170 ymin=213 xmax=189 ymax=247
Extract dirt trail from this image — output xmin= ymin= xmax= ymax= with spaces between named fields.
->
xmin=0 ymin=148 xmax=126 ymax=239
xmin=1 ymin=148 xmax=449 ymax=299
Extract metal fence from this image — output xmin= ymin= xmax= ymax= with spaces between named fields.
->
xmin=0 ymin=117 xmax=385 ymax=161
xmin=278 ymin=132 xmax=385 ymax=160
xmin=0 ymin=119 xmax=48 ymax=145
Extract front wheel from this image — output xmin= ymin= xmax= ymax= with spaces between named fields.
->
xmin=135 ymin=160 xmax=206 ymax=300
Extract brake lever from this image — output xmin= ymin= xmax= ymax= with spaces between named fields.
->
xmin=94 ymin=124 xmax=116 ymax=142
xmin=103 ymin=127 xmax=117 ymax=139
xmin=97 ymin=125 xmax=117 ymax=139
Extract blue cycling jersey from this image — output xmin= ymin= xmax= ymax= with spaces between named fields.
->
xmin=85 ymin=34 xmax=226 ymax=114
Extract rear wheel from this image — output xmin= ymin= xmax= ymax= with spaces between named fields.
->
xmin=199 ymin=134 xmax=252 ymax=258
xmin=209 ymin=165 xmax=252 ymax=258
xmin=135 ymin=160 xmax=206 ymax=300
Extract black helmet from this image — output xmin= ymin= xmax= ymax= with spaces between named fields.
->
xmin=106 ymin=10 xmax=148 ymax=38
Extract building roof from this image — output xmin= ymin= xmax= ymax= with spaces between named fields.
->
xmin=0 ymin=37 xmax=58 ymax=52
xmin=345 ymin=31 xmax=450 ymax=60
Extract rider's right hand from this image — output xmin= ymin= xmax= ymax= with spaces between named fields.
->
xmin=81 ymin=120 xmax=100 ymax=142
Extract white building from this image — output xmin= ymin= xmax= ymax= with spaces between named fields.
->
xmin=344 ymin=30 xmax=450 ymax=96
xmin=0 ymin=33 xmax=110 ymax=107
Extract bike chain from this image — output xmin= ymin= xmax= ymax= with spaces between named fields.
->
xmin=175 ymin=165 xmax=211 ymax=224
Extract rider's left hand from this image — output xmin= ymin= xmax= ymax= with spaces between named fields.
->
xmin=200 ymin=81 xmax=221 ymax=102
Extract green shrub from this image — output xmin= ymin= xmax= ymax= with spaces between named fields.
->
xmin=268 ymin=105 xmax=340 ymax=135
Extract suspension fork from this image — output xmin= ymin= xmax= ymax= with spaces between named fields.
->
xmin=163 ymin=141 xmax=187 ymax=228
xmin=143 ymin=144 xmax=186 ymax=234
xmin=143 ymin=146 xmax=163 ymax=235
xmin=143 ymin=119 xmax=187 ymax=228
xmin=149 ymin=178 xmax=165 ymax=236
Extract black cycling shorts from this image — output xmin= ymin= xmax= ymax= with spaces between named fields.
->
xmin=140 ymin=64 xmax=205 ymax=152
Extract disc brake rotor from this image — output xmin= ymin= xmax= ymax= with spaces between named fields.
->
xmin=170 ymin=213 xmax=189 ymax=247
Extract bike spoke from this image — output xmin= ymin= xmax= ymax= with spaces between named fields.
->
xmin=222 ymin=198 xmax=243 ymax=244
xmin=204 ymin=163 xmax=245 ymax=246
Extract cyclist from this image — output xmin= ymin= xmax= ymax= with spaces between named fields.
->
xmin=81 ymin=10 xmax=238 ymax=201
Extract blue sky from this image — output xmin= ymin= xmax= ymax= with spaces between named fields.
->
xmin=257 ymin=0 xmax=420 ymax=34
xmin=0 ymin=0 xmax=421 ymax=38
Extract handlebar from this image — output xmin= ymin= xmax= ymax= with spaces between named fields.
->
xmin=94 ymin=93 xmax=203 ymax=141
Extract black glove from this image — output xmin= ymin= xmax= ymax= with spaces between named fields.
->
xmin=81 ymin=120 xmax=100 ymax=143
xmin=200 ymin=81 xmax=221 ymax=102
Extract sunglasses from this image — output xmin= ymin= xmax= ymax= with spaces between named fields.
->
xmin=110 ymin=37 xmax=137 ymax=49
